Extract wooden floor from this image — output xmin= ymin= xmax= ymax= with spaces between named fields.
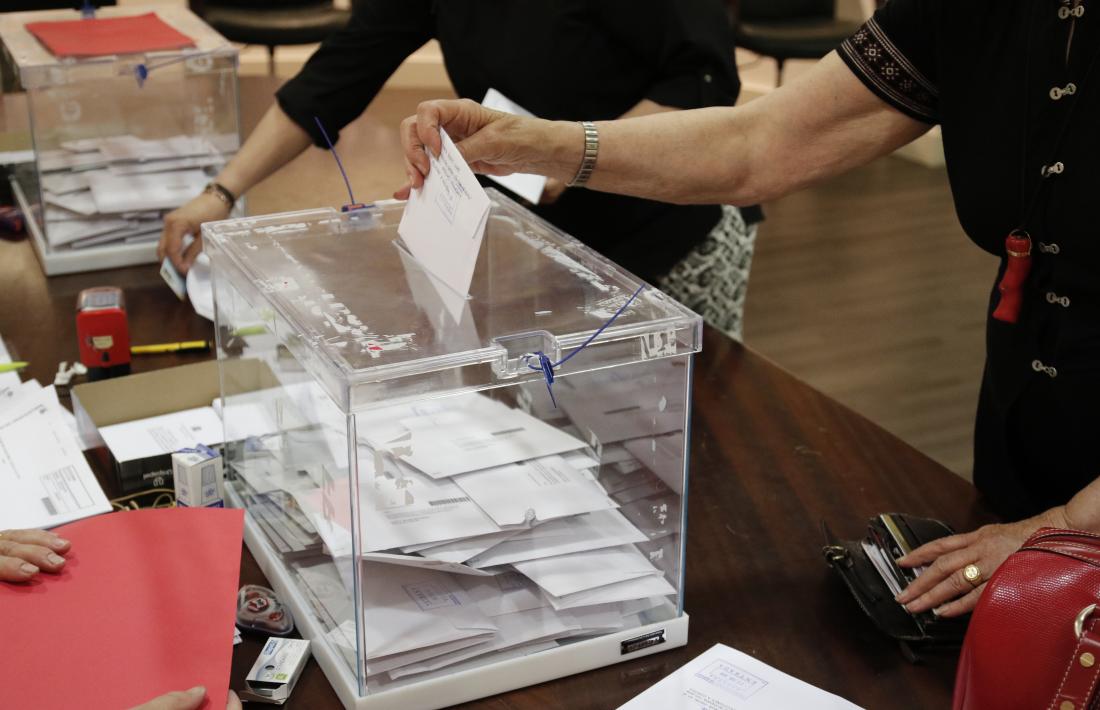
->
xmin=743 ymin=155 xmax=996 ymax=480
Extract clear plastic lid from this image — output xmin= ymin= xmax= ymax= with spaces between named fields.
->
xmin=204 ymin=190 xmax=701 ymax=410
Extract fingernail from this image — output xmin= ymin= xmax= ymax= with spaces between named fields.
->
xmin=186 ymin=686 xmax=206 ymax=697
xmin=51 ymin=537 xmax=70 ymax=549
xmin=932 ymin=606 xmax=944 ymax=617
xmin=20 ymin=563 xmax=38 ymax=575
xmin=47 ymin=553 xmax=64 ymax=565
xmin=894 ymin=593 xmax=906 ymax=603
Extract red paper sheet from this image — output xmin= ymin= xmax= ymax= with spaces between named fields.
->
xmin=25 ymin=13 xmax=196 ymax=58
xmin=0 ymin=507 xmax=244 ymax=710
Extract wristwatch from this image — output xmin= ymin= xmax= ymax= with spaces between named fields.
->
xmin=568 ymin=121 xmax=599 ymax=188
xmin=204 ymin=181 xmax=236 ymax=209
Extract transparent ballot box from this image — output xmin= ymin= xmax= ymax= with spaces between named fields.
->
xmin=0 ymin=6 xmax=239 ymax=275
xmin=206 ymin=190 xmax=699 ymax=709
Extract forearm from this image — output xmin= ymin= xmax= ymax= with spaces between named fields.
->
xmin=215 ymin=104 xmax=312 ymax=197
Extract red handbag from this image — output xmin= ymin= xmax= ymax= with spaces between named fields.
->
xmin=954 ymin=528 xmax=1100 ymax=710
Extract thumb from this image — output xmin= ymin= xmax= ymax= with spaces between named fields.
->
xmin=131 ymin=686 xmax=207 ymax=710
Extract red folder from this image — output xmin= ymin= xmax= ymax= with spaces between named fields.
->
xmin=0 ymin=507 xmax=244 ymax=710
xmin=25 ymin=13 xmax=196 ymax=58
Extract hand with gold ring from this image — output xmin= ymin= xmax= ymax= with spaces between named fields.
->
xmin=894 ymin=507 xmax=1069 ymax=617
xmin=0 ymin=528 xmax=71 ymax=583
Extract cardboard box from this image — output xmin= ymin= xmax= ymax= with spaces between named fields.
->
xmin=71 ymin=359 xmax=278 ymax=493
xmin=241 ymin=637 xmax=311 ymax=704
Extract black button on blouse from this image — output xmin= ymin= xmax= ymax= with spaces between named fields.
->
xmin=276 ymin=0 xmax=754 ymax=282
xmin=839 ymin=0 xmax=1100 ymax=518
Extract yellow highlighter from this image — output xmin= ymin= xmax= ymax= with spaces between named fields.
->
xmin=0 ymin=361 xmax=29 ymax=373
xmin=130 ymin=340 xmax=212 ymax=355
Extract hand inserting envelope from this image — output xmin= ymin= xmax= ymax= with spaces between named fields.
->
xmin=398 ymin=128 xmax=491 ymax=301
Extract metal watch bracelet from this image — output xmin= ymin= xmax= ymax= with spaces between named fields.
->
xmin=568 ymin=121 xmax=599 ymax=188
xmin=204 ymin=181 xmax=236 ymax=210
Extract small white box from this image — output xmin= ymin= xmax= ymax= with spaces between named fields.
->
xmin=171 ymin=444 xmax=224 ymax=508
xmin=241 ymin=637 xmax=311 ymax=705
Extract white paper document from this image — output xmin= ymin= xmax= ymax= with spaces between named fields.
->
xmin=544 ymin=569 xmax=677 ymax=611
xmin=454 ymin=454 xmax=617 ymax=527
xmin=618 ymin=643 xmax=863 ymax=710
xmin=99 ymin=405 xmax=224 ymax=463
xmin=398 ymin=128 xmax=490 ymax=299
xmin=480 ymin=89 xmax=547 ymax=204
xmin=0 ymin=385 xmax=111 ymax=529
xmin=511 ymin=544 xmax=663 ymax=598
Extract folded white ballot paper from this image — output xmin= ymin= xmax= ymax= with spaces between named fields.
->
xmin=453 ymin=454 xmax=617 ymax=527
xmin=512 ymin=544 xmax=664 ymax=598
xmin=0 ymin=385 xmax=111 ymax=529
xmin=480 ymin=89 xmax=547 ymax=204
xmin=618 ymin=643 xmax=863 ymax=710
xmin=397 ymin=128 xmax=490 ymax=300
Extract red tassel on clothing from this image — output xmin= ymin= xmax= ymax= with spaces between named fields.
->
xmin=992 ymin=231 xmax=1033 ymax=323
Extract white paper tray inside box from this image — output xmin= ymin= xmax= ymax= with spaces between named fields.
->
xmin=208 ymin=190 xmax=700 ymax=707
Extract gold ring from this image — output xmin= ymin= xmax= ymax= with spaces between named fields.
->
xmin=963 ymin=564 xmax=983 ymax=586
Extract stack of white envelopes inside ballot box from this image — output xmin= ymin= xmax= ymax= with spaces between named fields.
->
xmin=207 ymin=190 xmax=700 ymax=709
xmin=0 ymin=6 xmax=239 ymax=275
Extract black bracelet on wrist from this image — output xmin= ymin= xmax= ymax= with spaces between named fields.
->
xmin=204 ymin=181 xmax=237 ymax=209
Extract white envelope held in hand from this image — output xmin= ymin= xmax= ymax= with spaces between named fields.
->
xmin=398 ymin=128 xmax=491 ymax=300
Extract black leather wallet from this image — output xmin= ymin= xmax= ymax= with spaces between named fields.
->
xmin=822 ymin=513 xmax=969 ymax=661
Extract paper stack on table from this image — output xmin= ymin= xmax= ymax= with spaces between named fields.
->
xmin=0 ymin=347 xmax=111 ymax=529
xmin=226 ymin=380 xmax=687 ymax=686
xmin=36 ymin=133 xmax=236 ymax=252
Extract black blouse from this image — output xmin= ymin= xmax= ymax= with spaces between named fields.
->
xmin=276 ymin=0 xmax=753 ymax=282
xmin=839 ymin=0 xmax=1100 ymax=518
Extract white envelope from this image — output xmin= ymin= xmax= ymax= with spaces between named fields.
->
xmin=480 ymin=89 xmax=547 ymax=204
xmin=458 ymin=570 xmax=550 ymax=617
xmin=454 ymin=454 xmax=616 ymax=527
xmin=44 ymin=217 xmax=132 ymax=247
xmin=87 ymin=168 xmax=209 ymax=213
xmin=560 ymin=383 xmax=686 ymax=445
xmin=467 ymin=510 xmax=647 ymax=568
xmin=359 ymin=552 xmax=493 ymax=577
xmin=512 ymin=545 xmax=664 ymax=598
xmin=99 ymin=405 xmax=224 ymax=463
xmin=544 ymin=572 xmax=677 ymax=611
xmin=379 ymin=398 xmax=587 ymax=479
xmin=397 ymin=128 xmax=490 ymax=299
xmin=623 ymin=433 xmax=685 ymax=495
xmin=387 ymin=604 xmax=579 ymax=679
xmin=44 ymin=190 xmax=97 ymax=216
xmin=408 ymin=528 xmax=525 ymax=564
xmin=357 ymin=563 xmax=497 ymax=661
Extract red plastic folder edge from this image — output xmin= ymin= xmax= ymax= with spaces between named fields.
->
xmin=0 ymin=507 xmax=243 ymax=710
xmin=25 ymin=13 xmax=196 ymax=59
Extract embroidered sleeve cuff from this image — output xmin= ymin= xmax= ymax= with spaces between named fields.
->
xmin=838 ymin=18 xmax=939 ymax=125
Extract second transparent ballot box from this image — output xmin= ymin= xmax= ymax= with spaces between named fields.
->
xmin=206 ymin=190 xmax=701 ymax=709
xmin=0 ymin=6 xmax=239 ymax=275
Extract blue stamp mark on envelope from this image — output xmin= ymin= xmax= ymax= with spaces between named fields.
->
xmin=403 ymin=582 xmax=461 ymax=611
xmin=695 ymin=660 xmax=768 ymax=700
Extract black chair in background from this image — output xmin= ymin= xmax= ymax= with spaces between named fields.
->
xmin=733 ymin=0 xmax=861 ymax=85
xmin=189 ymin=0 xmax=350 ymax=75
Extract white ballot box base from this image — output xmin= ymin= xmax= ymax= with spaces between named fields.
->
xmin=238 ymin=495 xmax=689 ymax=710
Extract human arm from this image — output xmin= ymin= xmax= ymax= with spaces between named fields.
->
xmin=895 ymin=478 xmax=1100 ymax=617
xmin=0 ymin=528 xmax=70 ymax=582
xmin=157 ymin=105 xmax=311 ymax=273
xmin=396 ymin=51 xmax=931 ymax=205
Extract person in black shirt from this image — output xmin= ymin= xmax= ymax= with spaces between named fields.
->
xmin=397 ymin=0 xmax=1100 ymax=617
xmin=157 ymin=0 xmax=761 ymax=339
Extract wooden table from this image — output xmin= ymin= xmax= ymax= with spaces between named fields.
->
xmin=0 ymin=78 xmax=993 ymax=710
